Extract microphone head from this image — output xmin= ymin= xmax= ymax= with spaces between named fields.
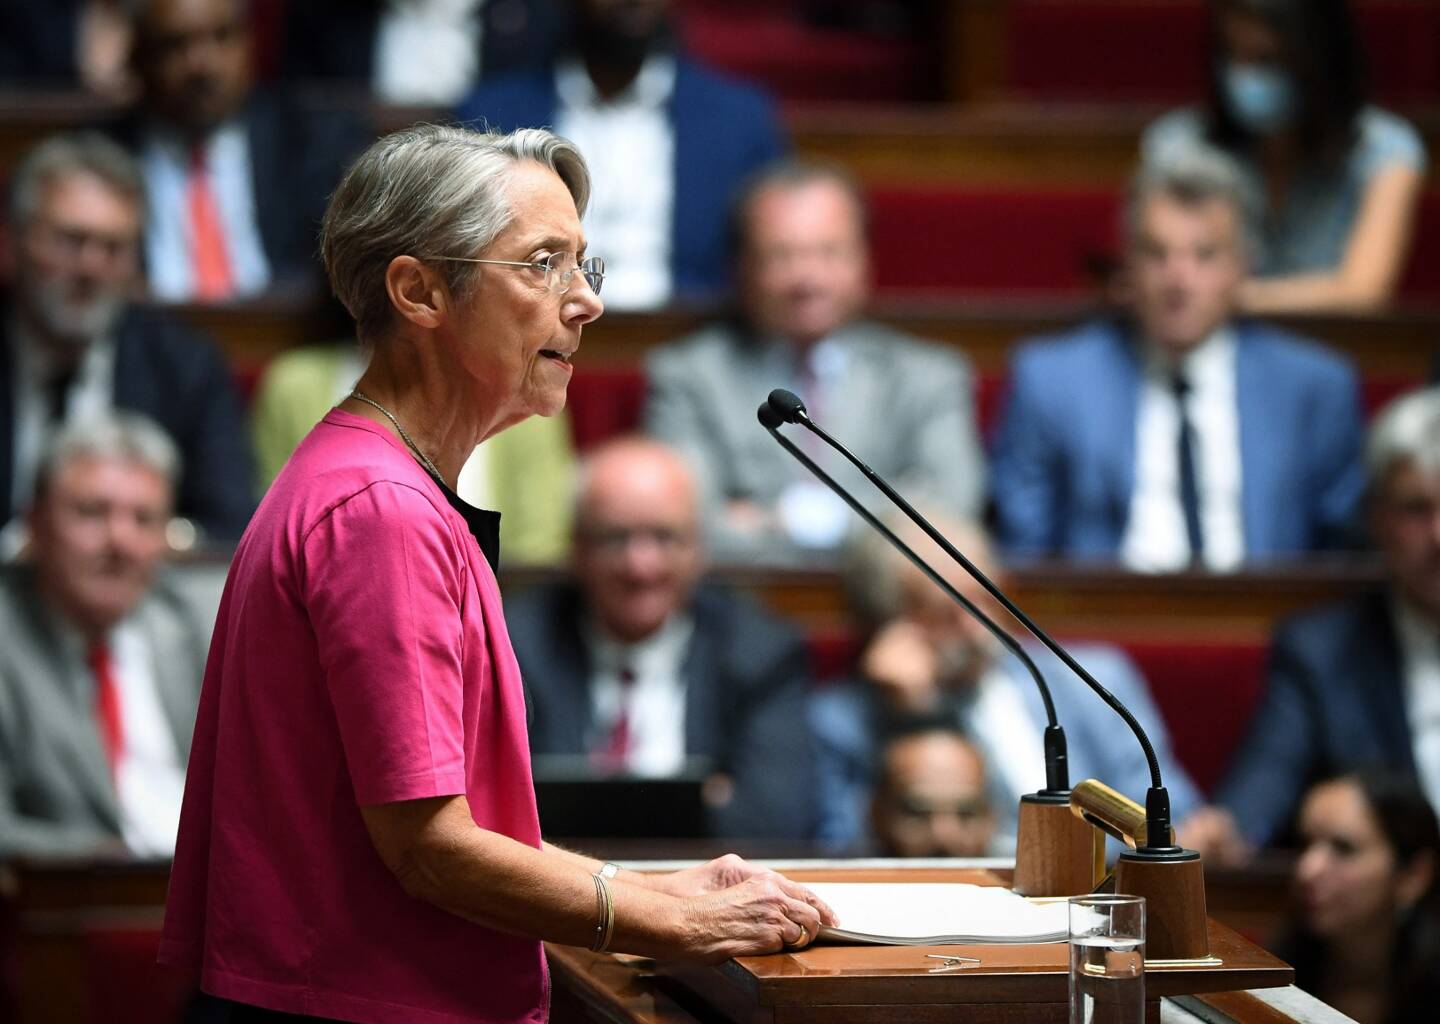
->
xmin=756 ymin=401 xmax=785 ymax=430
xmin=767 ymin=389 xmax=808 ymax=424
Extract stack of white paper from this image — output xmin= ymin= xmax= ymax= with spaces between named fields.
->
xmin=806 ymin=883 xmax=1069 ymax=945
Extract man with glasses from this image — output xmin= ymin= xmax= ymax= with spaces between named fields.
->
xmin=0 ymin=132 xmax=254 ymax=551
xmin=507 ymin=436 xmax=817 ymax=840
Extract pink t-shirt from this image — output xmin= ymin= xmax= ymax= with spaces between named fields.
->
xmin=159 ymin=410 xmax=547 ymax=1024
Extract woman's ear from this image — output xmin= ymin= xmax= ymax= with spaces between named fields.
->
xmin=1396 ymin=849 xmax=1435 ymax=914
xmin=383 ymin=255 xmax=449 ymax=330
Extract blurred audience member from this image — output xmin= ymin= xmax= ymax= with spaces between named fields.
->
xmin=281 ymin=0 xmax=564 ymax=105
xmin=809 ymin=516 xmax=1199 ymax=852
xmin=113 ymin=0 xmax=364 ymax=301
xmin=457 ymin=0 xmax=785 ymax=308
xmin=647 ymin=160 xmax=984 ymax=564
xmin=1181 ymin=389 xmax=1440 ymax=861
xmin=506 ymin=437 xmax=816 ymax=840
xmin=993 ymin=151 xmax=1363 ymax=570
xmin=0 ymin=1 xmax=135 ymax=96
xmin=1144 ymin=0 xmax=1425 ymax=314
xmin=250 ymin=338 xmax=576 ymax=564
xmin=1 ymin=132 xmax=254 ymax=549
xmin=0 ymin=413 xmax=209 ymax=859
xmin=869 ymin=725 xmax=999 ymax=859
xmin=1272 ymin=771 xmax=1440 ymax=1024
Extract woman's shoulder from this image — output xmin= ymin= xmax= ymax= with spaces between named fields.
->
xmin=1351 ymin=105 xmax=1427 ymax=175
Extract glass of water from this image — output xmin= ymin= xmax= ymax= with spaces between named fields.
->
xmin=1068 ymin=894 xmax=1146 ymax=1024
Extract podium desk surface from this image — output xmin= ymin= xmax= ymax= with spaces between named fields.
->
xmin=547 ymin=865 xmax=1297 ymax=1024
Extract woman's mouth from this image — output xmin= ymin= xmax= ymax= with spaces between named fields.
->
xmin=539 ymin=349 xmax=572 ymax=366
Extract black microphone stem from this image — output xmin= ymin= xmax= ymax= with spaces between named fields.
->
xmin=789 ymin=407 xmax=1164 ymax=798
xmin=758 ymin=412 xmax=1069 ymax=793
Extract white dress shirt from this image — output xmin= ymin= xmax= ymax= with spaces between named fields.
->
xmin=585 ymin=613 xmax=694 ymax=777
xmin=3 ymin=320 xmax=115 ymax=546
xmin=374 ymin=0 xmax=484 ymax=105
xmin=554 ymin=55 xmax=676 ymax=311
xmin=1395 ymin=600 xmax=1440 ymax=812
xmin=965 ymin=666 xmax=1049 ymax=808
xmin=1121 ymin=329 xmax=1246 ymax=572
xmin=141 ymin=120 xmax=271 ymax=301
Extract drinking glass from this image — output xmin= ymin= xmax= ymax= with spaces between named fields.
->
xmin=1068 ymin=894 xmax=1146 ymax=1024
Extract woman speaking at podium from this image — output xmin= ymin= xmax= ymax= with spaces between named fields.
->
xmin=158 ymin=124 xmax=832 ymax=1024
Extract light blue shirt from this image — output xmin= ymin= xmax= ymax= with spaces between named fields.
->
xmin=1142 ymin=105 xmax=1427 ymax=277
xmin=141 ymin=120 xmax=272 ymax=301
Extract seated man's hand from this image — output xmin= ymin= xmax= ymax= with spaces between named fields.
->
xmin=861 ymin=619 xmax=942 ymax=714
xmin=1176 ymin=806 xmax=1251 ymax=866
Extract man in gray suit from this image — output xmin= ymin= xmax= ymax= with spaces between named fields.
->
xmin=645 ymin=159 xmax=985 ymax=564
xmin=0 ymin=411 xmax=209 ymax=858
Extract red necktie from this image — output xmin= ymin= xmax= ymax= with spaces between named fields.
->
xmin=88 ymin=642 xmax=125 ymax=781
xmin=188 ymin=143 xmax=234 ymax=300
xmin=598 ymin=666 xmax=636 ymax=772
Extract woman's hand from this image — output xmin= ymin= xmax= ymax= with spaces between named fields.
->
xmin=671 ymin=874 xmax=832 ymax=963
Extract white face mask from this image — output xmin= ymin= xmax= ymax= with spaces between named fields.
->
xmin=1222 ymin=63 xmax=1297 ymax=136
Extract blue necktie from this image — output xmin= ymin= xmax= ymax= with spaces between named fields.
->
xmin=1173 ymin=373 xmax=1204 ymax=562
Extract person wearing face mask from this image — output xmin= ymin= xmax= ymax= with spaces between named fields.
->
xmin=1271 ymin=770 xmax=1440 ymax=1024
xmin=1142 ymin=0 xmax=1426 ymax=314
xmin=808 ymin=513 xmax=1200 ymax=853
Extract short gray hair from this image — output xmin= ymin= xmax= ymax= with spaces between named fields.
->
xmin=1365 ymin=387 xmax=1440 ymax=489
xmin=9 ymin=132 xmax=146 ymax=229
xmin=1126 ymin=147 xmax=1258 ymax=255
xmin=320 ymin=123 xmax=591 ymax=340
xmin=33 ymin=411 xmax=181 ymax=499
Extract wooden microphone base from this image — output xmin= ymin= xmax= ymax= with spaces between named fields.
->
xmin=1115 ymin=849 xmax=1210 ymax=961
xmin=1013 ymin=792 xmax=1099 ymax=897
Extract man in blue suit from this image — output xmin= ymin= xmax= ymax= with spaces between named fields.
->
xmin=992 ymin=151 xmax=1364 ymax=569
xmin=1180 ymin=388 xmax=1440 ymax=861
xmin=455 ymin=0 xmax=785 ymax=309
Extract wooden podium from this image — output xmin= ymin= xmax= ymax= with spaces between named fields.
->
xmin=547 ymin=866 xmax=1295 ymax=1024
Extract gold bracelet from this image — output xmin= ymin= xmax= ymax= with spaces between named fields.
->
xmin=598 ymin=872 xmax=616 ymax=952
xmin=590 ymin=872 xmax=616 ymax=953
xmin=589 ymin=873 xmax=607 ymax=951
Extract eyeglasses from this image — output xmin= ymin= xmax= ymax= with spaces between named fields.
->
xmin=580 ymin=525 xmax=693 ymax=556
xmin=430 ymin=251 xmax=605 ymax=296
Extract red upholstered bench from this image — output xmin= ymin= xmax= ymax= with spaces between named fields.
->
xmin=82 ymin=928 xmax=195 ymax=1024
xmin=1002 ymin=1 xmax=1440 ymax=105
xmin=867 ymin=187 xmax=1123 ymax=296
xmin=566 ymin=367 xmax=648 ymax=451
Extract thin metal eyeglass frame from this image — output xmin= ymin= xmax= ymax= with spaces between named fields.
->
xmin=427 ymin=252 xmax=605 ymax=295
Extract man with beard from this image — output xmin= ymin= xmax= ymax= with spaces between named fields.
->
xmin=506 ymin=437 xmax=816 ymax=840
xmin=868 ymin=726 xmax=1000 ymax=859
xmin=810 ymin=515 xmax=1199 ymax=852
xmin=114 ymin=0 xmax=364 ymax=301
xmin=0 ymin=132 xmax=254 ymax=548
xmin=0 ymin=412 xmax=210 ymax=858
xmin=456 ymin=0 xmax=785 ymax=309
xmin=1180 ymin=388 xmax=1440 ymax=863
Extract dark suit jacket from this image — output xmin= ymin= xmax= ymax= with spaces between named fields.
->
xmin=991 ymin=317 xmax=1365 ymax=561
xmin=1216 ymin=590 xmax=1418 ymax=846
xmin=506 ymin=581 xmax=816 ymax=840
xmin=104 ymin=91 xmax=367 ymax=292
xmin=0 ymin=301 xmax=256 ymax=540
xmin=279 ymin=0 xmax=564 ymax=85
xmin=0 ymin=2 xmax=79 ymax=83
xmin=455 ymin=55 xmax=786 ymax=301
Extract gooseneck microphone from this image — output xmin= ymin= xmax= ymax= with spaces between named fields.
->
xmin=756 ymin=399 xmax=1071 ymax=796
xmin=762 ymin=388 xmax=1179 ymax=856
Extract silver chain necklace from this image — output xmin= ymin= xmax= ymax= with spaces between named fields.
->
xmin=348 ymin=389 xmax=445 ymax=483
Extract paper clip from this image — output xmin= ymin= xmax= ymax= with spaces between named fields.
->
xmin=924 ymin=953 xmax=981 ymax=972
